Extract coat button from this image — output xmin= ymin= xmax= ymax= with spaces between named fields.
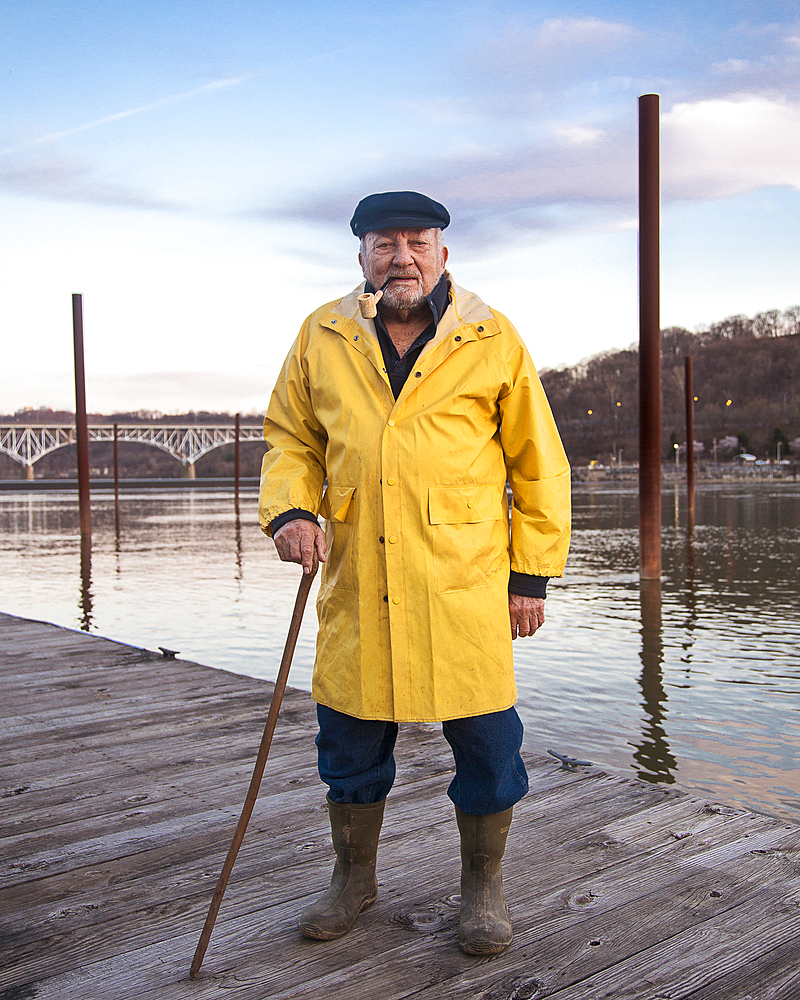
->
xmin=383 ymin=595 xmax=389 ymax=602
xmin=467 ymin=500 xmax=474 ymax=508
xmin=379 ymin=536 xmax=385 ymax=543
xmin=388 ymin=536 xmax=397 ymax=544
xmin=387 ymin=477 xmax=396 ymax=486
xmin=392 ymin=597 xmax=401 ymax=605
xmin=388 ymin=419 xmax=395 ymax=426
xmin=414 ymin=372 xmax=421 ymax=377
xmin=477 ymin=325 xmax=484 ymax=332
xmin=455 ymin=335 xmax=462 ymax=342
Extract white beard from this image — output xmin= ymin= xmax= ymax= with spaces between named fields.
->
xmin=380 ymin=278 xmax=426 ymax=311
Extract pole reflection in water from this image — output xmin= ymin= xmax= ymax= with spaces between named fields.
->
xmin=632 ymin=579 xmax=677 ymax=783
xmin=79 ymin=532 xmax=94 ymax=632
xmin=113 ymin=423 xmax=121 ymax=536
xmin=234 ymin=494 xmax=244 ymax=584
xmin=681 ymin=521 xmax=698 ymax=667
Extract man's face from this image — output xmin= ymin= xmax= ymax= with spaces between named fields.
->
xmin=359 ymin=228 xmax=448 ymax=312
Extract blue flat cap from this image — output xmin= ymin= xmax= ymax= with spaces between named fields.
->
xmin=350 ymin=191 xmax=450 ymax=237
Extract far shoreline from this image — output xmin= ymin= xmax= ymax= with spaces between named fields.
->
xmin=0 ymin=467 xmax=797 ymax=492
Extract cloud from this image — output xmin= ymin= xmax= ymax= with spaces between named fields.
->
xmin=706 ymin=52 xmax=800 ymax=94
xmin=554 ymin=125 xmax=606 ymax=147
xmin=437 ymin=95 xmax=800 ymax=222
xmin=711 ymin=59 xmax=752 ymax=75
xmin=477 ymin=16 xmax=634 ymax=67
xmin=265 ymin=92 xmax=800 ymax=251
xmin=0 ymin=152 xmax=180 ymax=210
xmin=266 ymin=125 xmax=637 ymax=245
xmin=530 ymin=17 xmax=634 ymax=52
xmin=662 ymin=96 xmax=800 ymax=199
xmin=465 ymin=16 xmax=637 ymax=97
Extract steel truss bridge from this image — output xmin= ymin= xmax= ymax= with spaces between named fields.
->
xmin=0 ymin=425 xmax=265 ymax=479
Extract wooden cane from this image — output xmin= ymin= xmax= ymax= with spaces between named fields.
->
xmin=190 ymin=555 xmax=319 ymax=979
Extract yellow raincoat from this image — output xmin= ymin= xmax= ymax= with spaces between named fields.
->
xmin=259 ymin=274 xmax=570 ymax=723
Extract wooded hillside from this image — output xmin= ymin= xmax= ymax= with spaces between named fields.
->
xmin=539 ymin=306 xmax=800 ymax=466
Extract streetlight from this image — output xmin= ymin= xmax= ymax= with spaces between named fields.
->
xmin=674 ymin=441 xmax=679 ymax=468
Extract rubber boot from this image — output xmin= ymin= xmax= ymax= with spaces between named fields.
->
xmin=455 ymin=805 xmax=514 ymax=955
xmin=298 ymin=796 xmax=385 ymax=940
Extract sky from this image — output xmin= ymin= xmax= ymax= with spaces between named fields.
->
xmin=2 ymin=0 xmax=799 ymax=415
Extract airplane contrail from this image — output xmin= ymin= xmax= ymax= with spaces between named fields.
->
xmin=0 ymin=46 xmax=355 ymax=160
xmin=0 ymin=74 xmax=254 ymax=157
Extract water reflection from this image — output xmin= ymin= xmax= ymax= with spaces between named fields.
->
xmin=680 ymin=523 xmax=698 ymax=667
xmin=2 ymin=482 xmax=799 ymax=822
xmin=632 ymin=579 xmax=677 ymax=783
xmin=234 ymin=494 xmax=244 ymax=584
xmin=79 ymin=531 xmax=93 ymax=632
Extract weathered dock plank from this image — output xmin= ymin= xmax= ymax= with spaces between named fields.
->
xmin=2 ymin=611 xmax=798 ymax=1000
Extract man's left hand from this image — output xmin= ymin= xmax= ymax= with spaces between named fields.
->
xmin=509 ymin=595 xmax=545 ymax=639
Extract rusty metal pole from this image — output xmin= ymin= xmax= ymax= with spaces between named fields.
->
xmin=684 ymin=356 xmax=695 ymax=529
xmin=234 ymin=412 xmax=241 ymax=496
xmin=72 ymin=294 xmax=92 ymax=539
xmin=638 ymin=94 xmax=662 ymax=580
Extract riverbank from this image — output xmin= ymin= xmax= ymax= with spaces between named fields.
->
xmin=573 ymin=462 xmax=799 ymax=483
xmin=3 ymin=611 xmax=799 ymax=999
xmin=2 ymin=462 xmax=797 ymax=490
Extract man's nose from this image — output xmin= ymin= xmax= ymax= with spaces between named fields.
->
xmin=391 ymin=241 xmax=414 ymax=265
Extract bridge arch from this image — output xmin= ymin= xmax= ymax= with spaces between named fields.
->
xmin=0 ymin=424 xmax=265 ymax=479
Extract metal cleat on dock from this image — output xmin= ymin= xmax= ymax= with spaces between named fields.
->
xmin=158 ymin=646 xmax=180 ymax=659
xmin=548 ymin=749 xmax=593 ymax=772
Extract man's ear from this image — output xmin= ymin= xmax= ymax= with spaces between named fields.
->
xmin=442 ymin=245 xmax=449 ymax=268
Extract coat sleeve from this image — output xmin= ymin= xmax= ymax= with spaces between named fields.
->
xmin=258 ymin=319 xmax=328 ymax=536
xmin=496 ymin=318 xmax=571 ymax=578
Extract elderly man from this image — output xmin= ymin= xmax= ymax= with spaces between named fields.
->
xmin=259 ymin=191 xmax=570 ymax=955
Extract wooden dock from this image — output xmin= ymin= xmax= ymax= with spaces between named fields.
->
xmin=2 ymin=611 xmax=799 ymax=1000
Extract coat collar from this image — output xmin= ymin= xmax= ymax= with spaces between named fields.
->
xmin=317 ymin=273 xmax=502 ymax=412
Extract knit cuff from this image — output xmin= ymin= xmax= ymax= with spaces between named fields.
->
xmin=508 ymin=572 xmax=548 ymax=599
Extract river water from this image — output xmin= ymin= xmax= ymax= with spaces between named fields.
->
xmin=2 ymin=482 xmax=798 ymax=823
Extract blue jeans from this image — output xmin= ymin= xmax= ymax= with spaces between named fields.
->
xmin=315 ymin=704 xmax=528 ymax=815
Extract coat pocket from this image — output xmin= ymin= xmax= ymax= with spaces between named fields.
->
xmin=428 ymin=484 xmax=507 ymax=593
xmin=321 ymin=485 xmax=357 ymax=591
